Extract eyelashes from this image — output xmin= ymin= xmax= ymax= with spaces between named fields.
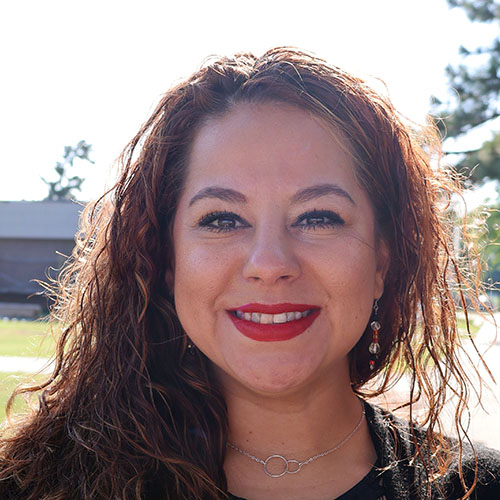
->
xmin=197 ymin=209 xmax=345 ymax=233
xmin=197 ymin=211 xmax=251 ymax=233
xmin=291 ymin=209 xmax=345 ymax=230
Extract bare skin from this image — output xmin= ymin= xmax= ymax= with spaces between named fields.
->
xmin=222 ymin=364 xmax=377 ymax=500
xmin=170 ymin=103 xmax=387 ymax=499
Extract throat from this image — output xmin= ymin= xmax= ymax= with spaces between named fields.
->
xmin=226 ymin=402 xmax=365 ymax=478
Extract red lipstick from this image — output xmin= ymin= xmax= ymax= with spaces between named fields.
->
xmin=227 ymin=303 xmax=320 ymax=342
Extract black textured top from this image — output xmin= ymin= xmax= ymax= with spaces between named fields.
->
xmin=228 ymin=402 xmax=500 ymax=499
xmin=229 ymin=465 xmax=386 ymax=499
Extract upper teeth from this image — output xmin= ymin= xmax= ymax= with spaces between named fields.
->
xmin=234 ymin=310 xmax=311 ymax=324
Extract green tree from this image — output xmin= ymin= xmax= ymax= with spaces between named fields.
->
xmin=42 ymin=140 xmax=94 ymax=201
xmin=485 ymin=207 xmax=500 ymax=271
xmin=468 ymin=203 xmax=500 ymax=299
xmin=434 ymin=1 xmax=500 ymax=292
xmin=433 ymin=0 xmax=500 ymax=183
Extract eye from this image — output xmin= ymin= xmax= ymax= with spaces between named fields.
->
xmin=197 ymin=211 xmax=250 ymax=233
xmin=292 ymin=209 xmax=345 ymax=231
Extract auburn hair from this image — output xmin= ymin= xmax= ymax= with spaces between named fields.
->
xmin=0 ymin=47 xmax=488 ymax=499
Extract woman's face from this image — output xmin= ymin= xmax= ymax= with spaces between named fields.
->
xmin=170 ymin=102 xmax=387 ymax=397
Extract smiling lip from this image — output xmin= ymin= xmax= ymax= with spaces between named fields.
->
xmin=227 ymin=303 xmax=321 ymax=342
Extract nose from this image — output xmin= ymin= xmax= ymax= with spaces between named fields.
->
xmin=242 ymin=226 xmax=301 ymax=285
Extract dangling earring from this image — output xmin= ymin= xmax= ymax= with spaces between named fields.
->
xmin=368 ymin=299 xmax=381 ymax=371
xmin=186 ymin=338 xmax=196 ymax=356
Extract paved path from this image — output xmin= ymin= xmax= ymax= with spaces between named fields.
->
xmin=461 ymin=314 xmax=500 ymax=450
xmin=376 ymin=313 xmax=500 ymax=451
xmin=0 ymin=356 xmax=53 ymax=374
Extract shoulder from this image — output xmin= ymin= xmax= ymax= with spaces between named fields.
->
xmin=364 ymin=401 xmax=500 ymax=499
xmin=447 ymin=440 xmax=500 ymax=499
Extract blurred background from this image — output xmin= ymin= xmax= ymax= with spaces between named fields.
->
xmin=0 ymin=0 xmax=499 ymax=446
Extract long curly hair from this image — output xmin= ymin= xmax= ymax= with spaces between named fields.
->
xmin=0 ymin=47 xmax=490 ymax=499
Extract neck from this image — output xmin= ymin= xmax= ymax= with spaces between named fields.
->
xmin=221 ymin=374 xmax=376 ymax=499
xmin=225 ymin=382 xmax=363 ymax=456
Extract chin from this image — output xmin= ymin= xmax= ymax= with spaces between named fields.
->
xmin=227 ymin=360 xmax=325 ymax=396
xmin=213 ymin=333 xmax=340 ymax=397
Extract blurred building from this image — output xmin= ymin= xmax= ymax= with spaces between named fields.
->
xmin=0 ymin=201 xmax=81 ymax=317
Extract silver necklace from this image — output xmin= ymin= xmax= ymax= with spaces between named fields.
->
xmin=226 ymin=403 xmax=366 ymax=478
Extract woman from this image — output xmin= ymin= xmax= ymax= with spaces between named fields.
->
xmin=1 ymin=47 xmax=499 ymax=499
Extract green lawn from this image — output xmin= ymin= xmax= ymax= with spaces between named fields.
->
xmin=0 ymin=320 xmax=55 ymax=422
xmin=0 ymin=372 xmax=46 ymax=422
xmin=0 ymin=319 xmax=57 ymax=358
xmin=0 ymin=320 xmax=56 ymax=421
xmin=457 ymin=313 xmax=482 ymax=338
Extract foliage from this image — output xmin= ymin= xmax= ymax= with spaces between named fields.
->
xmin=41 ymin=140 xmax=94 ymax=201
xmin=452 ymin=133 xmax=500 ymax=183
xmin=433 ymin=0 xmax=500 ymax=183
xmin=447 ymin=0 xmax=500 ymax=22
xmin=466 ymin=203 xmax=500 ymax=295
xmin=482 ymin=204 xmax=500 ymax=271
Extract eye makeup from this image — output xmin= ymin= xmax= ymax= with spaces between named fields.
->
xmin=291 ymin=209 xmax=345 ymax=231
xmin=196 ymin=208 xmax=345 ymax=234
xmin=197 ymin=210 xmax=250 ymax=233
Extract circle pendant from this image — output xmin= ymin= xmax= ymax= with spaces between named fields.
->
xmin=263 ymin=454 xmax=289 ymax=478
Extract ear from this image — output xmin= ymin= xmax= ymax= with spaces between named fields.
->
xmin=374 ymin=239 xmax=390 ymax=299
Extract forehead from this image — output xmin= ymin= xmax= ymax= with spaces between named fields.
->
xmin=184 ymin=102 xmax=360 ymax=195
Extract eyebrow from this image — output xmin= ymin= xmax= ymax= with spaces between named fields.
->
xmin=291 ymin=183 xmax=356 ymax=205
xmin=188 ymin=186 xmax=247 ymax=207
xmin=188 ymin=183 xmax=355 ymax=207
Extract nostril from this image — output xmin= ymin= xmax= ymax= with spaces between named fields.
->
xmin=247 ymin=272 xmax=296 ymax=283
xmin=241 ymin=230 xmax=301 ymax=284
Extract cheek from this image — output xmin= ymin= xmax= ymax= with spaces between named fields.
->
xmin=306 ymin=234 xmax=378 ymax=285
xmin=307 ymin=239 xmax=379 ymax=323
xmin=172 ymin=238 xmax=237 ymax=337
xmin=174 ymin=246 xmax=218 ymax=306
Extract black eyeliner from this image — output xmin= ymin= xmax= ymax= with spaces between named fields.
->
xmin=292 ymin=209 xmax=345 ymax=229
xmin=197 ymin=210 xmax=250 ymax=233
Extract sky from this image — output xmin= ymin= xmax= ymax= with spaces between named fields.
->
xmin=1 ymin=0 xmax=498 ymax=202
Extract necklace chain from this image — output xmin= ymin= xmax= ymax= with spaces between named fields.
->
xmin=226 ymin=403 xmax=366 ymax=478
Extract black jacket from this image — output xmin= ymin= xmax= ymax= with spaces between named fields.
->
xmin=365 ymin=402 xmax=500 ymax=499
xmin=230 ymin=402 xmax=500 ymax=500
